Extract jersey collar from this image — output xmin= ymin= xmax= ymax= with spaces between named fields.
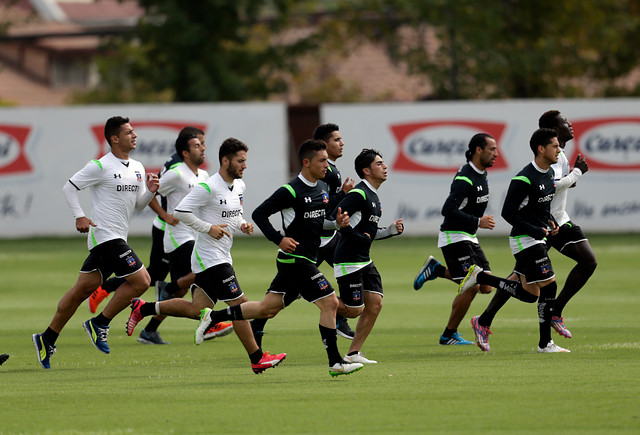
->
xmin=468 ymin=161 xmax=485 ymax=175
xmin=531 ymin=160 xmax=549 ymax=173
xmin=363 ymin=179 xmax=378 ymax=193
xmin=298 ymin=173 xmax=317 ymax=187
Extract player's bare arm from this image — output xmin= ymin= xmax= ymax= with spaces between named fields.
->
xmin=146 ymin=173 xmax=159 ymax=193
xmin=240 ymin=222 xmax=254 ymax=235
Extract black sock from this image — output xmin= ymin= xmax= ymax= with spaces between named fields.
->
xmin=477 ymin=272 xmax=537 ymax=303
xmin=43 ymin=327 xmax=59 ymax=345
xmin=319 ymin=324 xmax=343 ymax=366
xmin=102 ymin=277 xmax=125 ymax=293
xmin=442 ymin=328 xmax=456 ymax=337
xmin=538 ymin=281 xmax=557 ymax=348
xmin=249 ymin=349 xmax=264 ymax=365
xmin=140 ymin=302 xmax=157 ymax=317
xmin=251 ymin=318 xmax=268 ymax=334
xmin=434 ymin=263 xmax=446 ymax=278
xmin=212 ymin=305 xmax=244 ymax=323
xmin=166 ymin=281 xmax=179 ymax=295
xmin=478 ymin=290 xmax=511 ymax=327
xmin=93 ymin=313 xmax=111 ymax=326
xmin=143 ymin=317 xmax=162 ymax=333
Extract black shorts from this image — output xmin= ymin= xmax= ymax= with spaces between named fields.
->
xmin=148 ymin=225 xmax=170 ymax=283
xmin=193 ymin=263 xmax=243 ymax=304
xmin=80 ymin=239 xmax=144 ymax=283
xmin=336 ymin=262 xmax=383 ymax=308
xmin=168 ymin=241 xmax=194 ymax=281
xmin=441 ymin=241 xmax=491 ymax=281
xmin=513 ymin=243 xmax=555 ymax=284
xmin=316 ymin=232 xmax=340 ymax=267
xmin=546 ymin=221 xmax=588 ymax=253
xmin=267 ymin=259 xmax=335 ymax=305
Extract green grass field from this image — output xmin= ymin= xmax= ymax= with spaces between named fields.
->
xmin=0 ymin=234 xmax=638 ymax=434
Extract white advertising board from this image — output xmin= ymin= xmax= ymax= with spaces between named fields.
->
xmin=0 ymin=103 xmax=288 ymax=238
xmin=322 ymin=99 xmax=640 ymax=235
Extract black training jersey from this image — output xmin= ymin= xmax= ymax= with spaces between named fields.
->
xmin=252 ymin=174 xmax=330 ymax=263
xmin=333 ymin=181 xmax=382 ymax=266
xmin=440 ymin=163 xmax=489 ymax=235
xmin=502 ymin=162 xmax=556 ymax=240
xmin=320 ymin=160 xmax=346 ymax=240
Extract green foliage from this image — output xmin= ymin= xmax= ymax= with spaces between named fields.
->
xmin=337 ymin=0 xmax=640 ymax=99
xmin=1 ymin=235 xmax=639 ymax=433
xmin=75 ymin=0 xmax=319 ymax=103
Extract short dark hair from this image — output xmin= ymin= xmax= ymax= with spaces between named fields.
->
xmin=175 ymin=133 xmax=197 ymax=161
xmin=179 ymin=126 xmax=205 ymax=136
xmin=104 ymin=116 xmax=129 ymax=146
xmin=538 ymin=110 xmax=561 ymax=129
xmin=529 ymin=128 xmax=558 ymax=155
xmin=355 ymin=148 xmax=382 ymax=179
xmin=465 ymin=133 xmax=494 ymax=162
xmin=298 ymin=139 xmax=326 ymax=165
xmin=313 ymin=123 xmax=339 ymax=142
xmin=219 ymin=137 xmax=248 ymax=164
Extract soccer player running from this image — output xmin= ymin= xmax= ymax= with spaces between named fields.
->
xmin=32 ymin=116 xmax=159 ymax=369
xmin=413 ymin=134 xmax=498 ymax=346
xmin=461 ymin=128 xmax=570 ymax=353
xmin=126 ymin=138 xmax=284 ymax=374
xmin=195 ymin=139 xmax=363 ymax=377
xmin=250 ymin=123 xmax=356 ymax=344
xmin=538 ymin=110 xmax=596 ymax=338
xmin=332 ymin=149 xmax=404 ymax=364
xmin=88 ymin=127 xmax=232 ymax=343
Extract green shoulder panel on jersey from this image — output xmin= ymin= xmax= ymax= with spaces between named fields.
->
xmin=327 ymin=166 xmax=333 ymax=172
xmin=512 ymin=175 xmax=531 ymax=184
xmin=91 ymin=159 xmax=103 ymax=170
xmin=282 ymin=184 xmax=296 ymax=198
xmin=169 ymin=162 xmax=181 ymax=169
xmin=454 ymin=175 xmax=473 ymax=186
xmin=170 ymin=168 xmax=181 ymax=177
xmin=199 ymin=182 xmax=211 ymax=193
xmin=349 ymin=188 xmax=367 ymax=200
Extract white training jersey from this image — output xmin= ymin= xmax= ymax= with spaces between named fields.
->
xmin=175 ymin=172 xmax=247 ymax=272
xmin=550 ymin=150 xmax=583 ymax=226
xmin=69 ymin=152 xmax=149 ymax=250
xmin=157 ymin=162 xmax=209 ymax=253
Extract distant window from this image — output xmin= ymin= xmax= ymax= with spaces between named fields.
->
xmin=51 ymin=57 xmax=91 ymax=88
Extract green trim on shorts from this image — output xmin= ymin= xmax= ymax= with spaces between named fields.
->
xmin=509 ymin=235 xmax=529 ymax=251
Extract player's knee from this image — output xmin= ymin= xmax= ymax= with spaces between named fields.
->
xmin=479 ymin=285 xmax=493 ymax=294
xmin=344 ymin=306 xmax=363 ymax=318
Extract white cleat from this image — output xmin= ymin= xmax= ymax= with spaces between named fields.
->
xmin=344 ymin=352 xmax=377 ymax=364
xmin=194 ymin=308 xmax=213 ymax=345
xmin=537 ymin=340 xmax=571 ymax=353
xmin=458 ymin=264 xmax=482 ymax=295
xmin=329 ymin=362 xmax=363 ymax=377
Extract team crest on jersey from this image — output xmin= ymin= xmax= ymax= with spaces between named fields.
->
xmin=135 ymin=171 xmax=142 ymax=182
xmin=229 ymin=282 xmax=239 ymax=293
xmin=321 ymin=190 xmax=329 ymax=204
xmin=238 ymin=194 xmax=243 ymax=205
xmin=126 ymin=256 xmax=136 ymax=267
